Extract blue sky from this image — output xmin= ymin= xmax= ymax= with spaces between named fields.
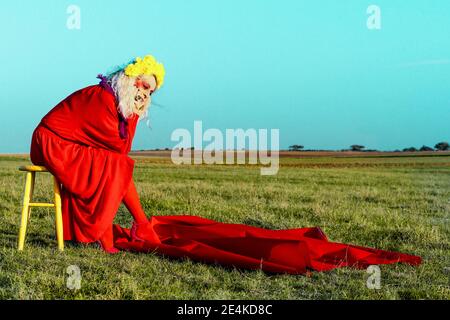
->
xmin=0 ymin=0 xmax=449 ymax=152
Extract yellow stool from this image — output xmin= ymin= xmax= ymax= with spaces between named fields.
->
xmin=18 ymin=165 xmax=64 ymax=251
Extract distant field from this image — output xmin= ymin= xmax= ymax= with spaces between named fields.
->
xmin=128 ymin=149 xmax=450 ymax=159
xmin=0 ymin=154 xmax=449 ymax=299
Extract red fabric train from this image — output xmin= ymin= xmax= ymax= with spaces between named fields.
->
xmin=30 ymin=80 xmax=421 ymax=275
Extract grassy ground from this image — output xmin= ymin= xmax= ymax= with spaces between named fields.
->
xmin=0 ymin=154 xmax=449 ymax=299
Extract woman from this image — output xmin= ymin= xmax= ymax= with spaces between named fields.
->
xmin=30 ymin=54 xmax=421 ymax=274
xmin=30 ymin=55 xmax=163 ymax=252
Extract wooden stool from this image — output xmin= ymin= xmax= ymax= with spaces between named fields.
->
xmin=18 ymin=165 xmax=64 ymax=251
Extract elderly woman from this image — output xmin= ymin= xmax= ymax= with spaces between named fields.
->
xmin=30 ymin=55 xmax=163 ymax=253
xmin=30 ymin=54 xmax=421 ymax=274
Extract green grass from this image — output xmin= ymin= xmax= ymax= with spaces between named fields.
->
xmin=0 ymin=155 xmax=449 ymax=299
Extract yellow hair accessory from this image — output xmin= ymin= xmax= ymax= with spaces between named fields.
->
xmin=124 ymin=55 xmax=165 ymax=89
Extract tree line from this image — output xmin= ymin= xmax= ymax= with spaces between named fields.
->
xmin=288 ymin=142 xmax=450 ymax=152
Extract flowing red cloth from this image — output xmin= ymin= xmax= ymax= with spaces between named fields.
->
xmin=112 ymin=215 xmax=421 ymax=275
xmin=30 ymin=81 xmax=421 ymax=275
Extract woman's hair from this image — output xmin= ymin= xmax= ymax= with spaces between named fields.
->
xmin=108 ymin=70 xmax=154 ymax=120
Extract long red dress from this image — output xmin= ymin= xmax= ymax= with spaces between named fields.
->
xmin=30 ymin=78 xmax=421 ymax=275
xmin=31 ymin=82 xmax=139 ymax=242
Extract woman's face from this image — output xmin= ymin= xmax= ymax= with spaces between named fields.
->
xmin=133 ymin=75 xmax=157 ymax=114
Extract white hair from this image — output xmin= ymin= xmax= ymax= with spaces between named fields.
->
xmin=108 ymin=70 xmax=153 ymax=121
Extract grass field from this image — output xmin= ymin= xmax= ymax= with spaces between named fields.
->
xmin=0 ymin=153 xmax=449 ymax=299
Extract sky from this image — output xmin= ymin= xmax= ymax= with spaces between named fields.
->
xmin=0 ymin=0 xmax=449 ymax=152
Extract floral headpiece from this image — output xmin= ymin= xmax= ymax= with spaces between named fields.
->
xmin=124 ymin=55 xmax=165 ymax=89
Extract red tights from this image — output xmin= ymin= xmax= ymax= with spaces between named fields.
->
xmin=99 ymin=179 xmax=148 ymax=250
xmin=123 ymin=179 xmax=148 ymax=224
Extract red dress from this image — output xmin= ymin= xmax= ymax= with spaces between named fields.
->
xmin=30 ymin=80 xmax=421 ymax=275
xmin=31 ymin=84 xmax=139 ymax=242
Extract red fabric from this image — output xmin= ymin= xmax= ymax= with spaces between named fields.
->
xmin=112 ymin=216 xmax=421 ymax=275
xmin=30 ymin=83 xmax=421 ymax=274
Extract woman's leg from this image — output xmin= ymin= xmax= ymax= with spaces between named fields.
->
xmin=123 ymin=179 xmax=148 ymax=223
xmin=98 ymin=224 xmax=119 ymax=253
xmin=98 ymin=179 xmax=147 ymax=252
xmin=124 ymin=180 xmax=161 ymax=243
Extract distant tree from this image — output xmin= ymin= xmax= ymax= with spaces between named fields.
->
xmin=164 ymin=147 xmax=170 ymax=151
xmin=419 ymin=145 xmax=434 ymax=152
xmin=403 ymin=147 xmax=418 ymax=152
xmin=350 ymin=145 xmax=365 ymax=151
xmin=435 ymin=141 xmax=449 ymax=151
xmin=289 ymin=145 xmax=304 ymax=151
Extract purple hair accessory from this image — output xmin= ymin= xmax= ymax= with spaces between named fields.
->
xmin=97 ymin=74 xmax=128 ymax=139
xmin=97 ymin=74 xmax=116 ymax=97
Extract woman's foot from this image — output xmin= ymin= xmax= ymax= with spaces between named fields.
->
xmin=131 ymin=219 xmax=161 ymax=244
xmin=97 ymin=241 xmax=120 ymax=254
xmin=98 ymin=225 xmax=120 ymax=254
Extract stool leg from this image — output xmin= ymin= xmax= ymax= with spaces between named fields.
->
xmin=18 ymin=172 xmax=33 ymax=250
xmin=27 ymin=172 xmax=35 ymax=221
xmin=53 ymin=177 xmax=64 ymax=251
